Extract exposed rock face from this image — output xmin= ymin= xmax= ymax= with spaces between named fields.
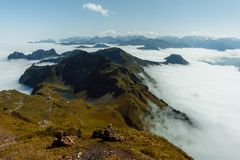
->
xmin=19 ymin=65 xmax=54 ymax=88
xmin=163 ymin=54 xmax=189 ymax=65
xmin=8 ymin=52 xmax=26 ymax=60
xmin=57 ymin=52 xmax=137 ymax=98
xmin=7 ymin=49 xmax=58 ymax=60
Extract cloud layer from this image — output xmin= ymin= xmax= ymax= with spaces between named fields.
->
xmin=122 ymin=47 xmax=240 ymax=160
xmin=83 ymin=3 xmax=109 ymax=16
xmin=0 ymin=43 xmax=77 ymax=94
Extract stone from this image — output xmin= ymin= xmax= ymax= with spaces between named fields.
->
xmin=49 ymin=130 xmax=75 ymax=148
xmin=91 ymin=125 xmax=124 ymax=142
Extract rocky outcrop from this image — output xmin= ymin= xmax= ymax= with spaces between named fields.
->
xmin=49 ymin=130 xmax=75 ymax=148
xmin=8 ymin=52 xmax=26 ymax=60
xmin=91 ymin=124 xmax=124 ymax=142
xmin=163 ymin=54 xmax=189 ymax=65
xmin=19 ymin=65 xmax=54 ymax=88
xmin=7 ymin=49 xmax=59 ymax=60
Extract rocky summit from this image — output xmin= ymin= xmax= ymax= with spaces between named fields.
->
xmin=163 ymin=54 xmax=189 ymax=65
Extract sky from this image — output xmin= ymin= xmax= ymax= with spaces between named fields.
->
xmin=1 ymin=0 xmax=240 ymax=43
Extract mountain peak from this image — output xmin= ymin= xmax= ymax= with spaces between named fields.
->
xmin=163 ymin=54 xmax=189 ymax=65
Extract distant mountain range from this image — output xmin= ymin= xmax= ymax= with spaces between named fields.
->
xmin=76 ymin=43 xmax=110 ymax=49
xmin=34 ymin=35 xmax=240 ymax=51
xmin=160 ymin=36 xmax=240 ymax=51
xmin=58 ymin=36 xmax=187 ymax=50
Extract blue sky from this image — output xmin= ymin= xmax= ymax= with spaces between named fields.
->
xmin=1 ymin=0 xmax=240 ymax=43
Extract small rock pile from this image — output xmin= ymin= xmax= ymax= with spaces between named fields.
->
xmin=50 ymin=130 xmax=75 ymax=148
xmin=91 ymin=124 xmax=124 ymax=142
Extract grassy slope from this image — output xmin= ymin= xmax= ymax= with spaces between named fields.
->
xmin=0 ymin=89 xmax=192 ymax=160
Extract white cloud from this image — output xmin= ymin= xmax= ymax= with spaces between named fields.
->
xmin=124 ymin=47 xmax=240 ymax=160
xmin=97 ymin=30 xmax=118 ymax=37
xmin=126 ymin=31 xmax=160 ymax=38
xmin=82 ymin=3 xmax=109 ymax=16
xmin=96 ymin=30 xmax=161 ymax=38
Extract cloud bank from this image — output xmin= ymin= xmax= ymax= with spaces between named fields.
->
xmin=112 ymin=45 xmax=240 ymax=160
xmin=0 ymin=42 xmax=77 ymax=94
xmin=83 ymin=3 xmax=109 ymax=16
xmin=124 ymin=47 xmax=240 ymax=160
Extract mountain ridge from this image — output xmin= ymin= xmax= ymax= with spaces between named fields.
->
xmin=19 ymin=48 xmax=191 ymax=129
xmin=8 ymin=49 xmax=59 ymax=60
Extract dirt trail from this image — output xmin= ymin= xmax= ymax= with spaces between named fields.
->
xmin=66 ymin=143 xmax=144 ymax=160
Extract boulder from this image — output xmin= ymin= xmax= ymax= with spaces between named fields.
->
xmin=91 ymin=124 xmax=124 ymax=142
xmin=50 ymin=130 xmax=75 ymax=148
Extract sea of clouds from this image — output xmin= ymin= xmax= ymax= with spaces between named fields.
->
xmin=121 ymin=46 xmax=240 ymax=160
xmin=0 ymin=43 xmax=76 ymax=94
xmin=1 ymin=43 xmax=240 ymax=159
